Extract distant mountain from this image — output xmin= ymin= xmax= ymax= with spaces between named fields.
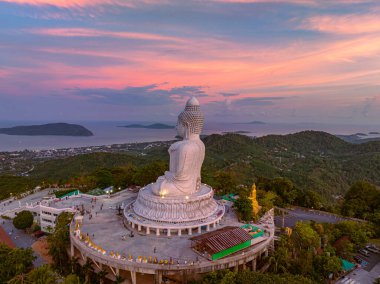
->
xmin=222 ymin=131 xmax=250 ymax=134
xmin=0 ymin=123 xmax=93 ymax=136
xmin=337 ymin=134 xmax=380 ymax=144
xmin=120 ymin=123 xmax=174 ymax=129
xmin=248 ymin=121 xmax=266 ymax=124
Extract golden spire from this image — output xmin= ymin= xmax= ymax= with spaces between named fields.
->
xmin=250 ymin=183 xmax=260 ymax=216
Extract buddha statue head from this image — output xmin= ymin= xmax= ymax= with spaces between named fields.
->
xmin=177 ymin=97 xmax=204 ymax=139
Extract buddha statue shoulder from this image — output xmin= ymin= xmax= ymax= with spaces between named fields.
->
xmin=151 ymin=97 xmax=205 ymax=197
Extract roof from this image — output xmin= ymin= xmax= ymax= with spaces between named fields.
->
xmin=190 ymin=226 xmax=252 ymax=255
xmin=340 ymin=258 xmax=355 ymax=271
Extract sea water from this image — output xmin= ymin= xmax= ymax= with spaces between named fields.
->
xmin=0 ymin=121 xmax=379 ymax=152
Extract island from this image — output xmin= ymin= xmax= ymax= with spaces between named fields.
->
xmin=248 ymin=121 xmax=266 ymax=124
xmin=235 ymin=121 xmax=266 ymax=125
xmin=119 ymin=123 xmax=174 ymax=129
xmin=222 ymin=131 xmax=251 ymax=134
xmin=0 ymin=123 xmax=93 ymax=136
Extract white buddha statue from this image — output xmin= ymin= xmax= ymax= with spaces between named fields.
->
xmin=151 ymin=97 xmax=205 ymax=197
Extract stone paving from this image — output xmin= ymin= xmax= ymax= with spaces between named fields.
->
xmin=335 ymin=262 xmax=380 ymax=284
xmin=1 ymin=219 xmax=46 ymax=266
xmin=78 ymin=192 xmax=248 ymax=264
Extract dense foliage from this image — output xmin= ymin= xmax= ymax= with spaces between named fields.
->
xmin=7 ymin=264 xmax=59 ymax=284
xmin=47 ymin=212 xmax=74 ymax=273
xmin=1 ymin=131 xmax=380 ymax=206
xmin=341 ymin=181 xmax=380 ymax=236
xmin=13 ymin=210 xmax=34 ymax=230
xmin=0 ymin=244 xmax=35 ymax=283
xmin=267 ymin=220 xmax=374 ymax=283
xmin=0 ymin=175 xmax=39 ymax=200
xmin=194 ymin=270 xmax=315 ymax=284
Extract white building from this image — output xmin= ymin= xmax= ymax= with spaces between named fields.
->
xmin=28 ymin=203 xmax=76 ymax=232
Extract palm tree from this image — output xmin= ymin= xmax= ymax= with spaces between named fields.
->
xmin=82 ymin=259 xmax=93 ymax=284
xmin=114 ymin=275 xmax=124 ymax=284
xmin=68 ymin=256 xmax=79 ymax=274
xmin=24 ymin=265 xmax=58 ymax=284
xmin=7 ymin=274 xmax=26 ymax=284
xmin=97 ymin=269 xmax=108 ymax=284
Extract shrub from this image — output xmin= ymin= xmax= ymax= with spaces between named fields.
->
xmin=13 ymin=210 xmax=34 ymax=230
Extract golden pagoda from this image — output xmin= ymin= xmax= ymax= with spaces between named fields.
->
xmin=249 ymin=183 xmax=260 ymax=216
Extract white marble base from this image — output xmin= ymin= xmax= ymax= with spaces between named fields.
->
xmin=133 ymin=184 xmax=218 ymax=223
xmin=124 ymin=184 xmax=225 ymax=236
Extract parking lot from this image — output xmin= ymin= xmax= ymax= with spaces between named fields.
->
xmin=357 ymin=247 xmax=380 ymax=272
xmin=336 ymin=247 xmax=380 ymax=284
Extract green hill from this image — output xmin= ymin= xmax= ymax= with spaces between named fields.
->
xmin=201 ymin=131 xmax=379 ymax=200
xmin=1 ymin=131 xmax=379 ymax=203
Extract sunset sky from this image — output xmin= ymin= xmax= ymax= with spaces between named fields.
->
xmin=0 ymin=0 xmax=379 ymax=124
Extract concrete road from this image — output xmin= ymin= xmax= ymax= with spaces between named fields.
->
xmin=0 ymin=188 xmax=51 ymax=214
xmin=274 ymin=207 xmax=349 ymax=228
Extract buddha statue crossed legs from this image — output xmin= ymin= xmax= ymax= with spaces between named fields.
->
xmin=151 ymin=97 xmax=205 ymax=197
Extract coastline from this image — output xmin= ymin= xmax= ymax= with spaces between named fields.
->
xmin=0 ymin=121 xmax=380 ymax=152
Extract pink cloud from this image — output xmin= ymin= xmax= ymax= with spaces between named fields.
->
xmin=211 ymin=0 xmax=377 ymax=5
xmin=29 ymin=28 xmax=186 ymax=43
xmin=299 ymin=13 xmax=380 ymax=34
xmin=4 ymin=24 xmax=380 ymax=105
xmin=0 ymin=0 xmax=165 ymax=8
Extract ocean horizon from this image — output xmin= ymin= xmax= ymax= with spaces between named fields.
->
xmin=1 ymin=121 xmax=380 ymax=152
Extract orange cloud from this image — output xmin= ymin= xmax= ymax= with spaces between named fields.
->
xmin=299 ymin=13 xmax=380 ymax=34
xmin=6 ymin=23 xmax=380 ymax=104
xmin=30 ymin=28 xmax=185 ymax=43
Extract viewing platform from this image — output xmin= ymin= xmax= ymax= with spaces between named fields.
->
xmin=69 ymin=192 xmax=275 ymax=284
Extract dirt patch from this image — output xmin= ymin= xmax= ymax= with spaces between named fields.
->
xmin=32 ymin=236 xmax=53 ymax=264
xmin=0 ymin=225 xmax=15 ymax=248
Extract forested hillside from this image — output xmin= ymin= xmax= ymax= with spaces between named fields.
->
xmin=1 ymin=131 xmax=379 ymax=203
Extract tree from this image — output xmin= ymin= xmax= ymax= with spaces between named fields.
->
xmin=63 ymin=274 xmax=82 ymax=284
xmin=111 ymin=165 xmax=136 ymax=187
xmin=47 ymin=212 xmax=73 ymax=273
xmin=293 ymin=222 xmax=320 ymax=250
xmin=295 ymin=190 xmax=322 ymax=210
xmin=114 ymin=275 xmax=124 ymax=284
xmin=234 ymin=196 xmax=253 ymax=221
xmin=313 ymin=254 xmax=342 ymax=278
xmin=271 ymin=177 xmax=297 ymax=206
xmin=257 ymin=190 xmax=277 ymax=211
xmin=335 ymin=221 xmax=369 ymax=246
xmin=0 ymin=244 xmax=35 ymax=283
xmin=132 ymin=161 xmax=167 ymax=186
xmin=13 ymin=210 xmax=33 ymax=230
xmin=94 ymin=169 xmax=113 ymax=188
xmin=268 ymin=236 xmax=290 ymax=273
xmin=213 ymin=172 xmax=238 ymax=195
xmin=97 ymin=268 xmax=108 ymax=284
xmin=7 ymin=274 xmax=27 ymax=284
xmin=24 ymin=265 xmax=58 ymax=284
xmin=342 ymin=181 xmax=380 ymax=218
xmin=82 ymin=259 xmax=93 ymax=284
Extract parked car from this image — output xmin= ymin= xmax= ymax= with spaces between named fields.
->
xmin=354 ymin=255 xmax=363 ymax=262
xmin=366 ymin=244 xmax=379 ymax=252
xmin=359 ymin=249 xmax=369 ymax=256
